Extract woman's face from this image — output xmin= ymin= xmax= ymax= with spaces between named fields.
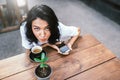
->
xmin=32 ymin=18 xmax=51 ymax=43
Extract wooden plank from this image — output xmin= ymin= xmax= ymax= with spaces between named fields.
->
xmin=0 ymin=34 xmax=100 ymax=79
xmin=67 ymin=58 xmax=120 ymax=80
xmin=50 ymin=44 xmax=116 ymax=80
xmin=2 ymin=44 xmax=116 ymax=80
xmin=0 ymin=53 xmax=38 ymax=79
xmin=2 ymin=68 xmax=36 ymax=80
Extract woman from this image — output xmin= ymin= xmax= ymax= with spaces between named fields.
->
xmin=20 ymin=5 xmax=80 ymax=55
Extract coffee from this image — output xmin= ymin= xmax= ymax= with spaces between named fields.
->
xmin=31 ymin=46 xmax=42 ymax=54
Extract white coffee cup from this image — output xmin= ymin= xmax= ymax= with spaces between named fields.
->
xmin=31 ymin=46 xmax=42 ymax=54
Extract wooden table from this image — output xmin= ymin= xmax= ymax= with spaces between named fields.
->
xmin=0 ymin=34 xmax=120 ymax=80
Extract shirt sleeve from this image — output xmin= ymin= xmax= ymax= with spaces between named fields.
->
xmin=58 ymin=22 xmax=79 ymax=41
xmin=20 ymin=22 xmax=33 ymax=49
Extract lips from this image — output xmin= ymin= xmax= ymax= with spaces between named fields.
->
xmin=38 ymin=36 xmax=48 ymax=42
xmin=39 ymin=38 xmax=47 ymax=42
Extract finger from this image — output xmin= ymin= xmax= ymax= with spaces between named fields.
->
xmin=55 ymin=41 xmax=62 ymax=45
xmin=41 ymin=43 xmax=48 ymax=48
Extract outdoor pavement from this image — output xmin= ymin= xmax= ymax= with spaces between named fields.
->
xmin=0 ymin=0 xmax=120 ymax=60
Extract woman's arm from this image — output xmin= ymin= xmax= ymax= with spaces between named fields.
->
xmin=25 ymin=49 xmax=31 ymax=61
xmin=67 ymin=27 xmax=81 ymax=50
xmin=41 ymin=43 xmax=62 ymax=53
xmin=25 ymin=49 xmax=31 ymax=54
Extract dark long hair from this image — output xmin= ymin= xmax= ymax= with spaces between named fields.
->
xmin=24 ymin=5 xmax=60 ymax=44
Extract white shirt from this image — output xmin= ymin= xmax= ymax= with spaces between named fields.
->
xmin=20 ymin=22 xmax=78 ymax=49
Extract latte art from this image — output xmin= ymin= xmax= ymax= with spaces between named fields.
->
xmin=31 ymin=46 xmax=42 ymax=54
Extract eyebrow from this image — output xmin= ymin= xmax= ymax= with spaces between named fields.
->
xmin=32 ymin=25 xmax=50 ymax=30
xmin=45 ymin=25 xmax=50 ymax=28
xmin=32 ymin=25 xmax=49 ymax=27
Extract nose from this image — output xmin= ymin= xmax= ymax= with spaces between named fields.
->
xmin=40 ymin=30 xmax=45 ymax=37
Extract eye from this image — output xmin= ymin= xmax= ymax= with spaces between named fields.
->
xmin=45 ymin=26 xmax=50 ymax=31
xmin=33 ymin=27 xmax=40 ymax=31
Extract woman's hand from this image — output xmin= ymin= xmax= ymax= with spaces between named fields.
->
xmin=50 ymin=41 xmax=63 ymax=53
xmin=42 ymin=43 xmax=62 ymax=53
xmin=41 ymin=41 xmax=73 ymax=54
xmin=48 ymin=44 xmax=62 ymax=53
xmin=66 ymin=28 xmax=80 ymax=50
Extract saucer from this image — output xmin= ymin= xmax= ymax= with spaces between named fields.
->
xmin=29 ymin=50 xmax=47 ymax=62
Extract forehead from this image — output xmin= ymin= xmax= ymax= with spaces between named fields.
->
xmin=32 ymin=18 xmax=48 ymax=27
